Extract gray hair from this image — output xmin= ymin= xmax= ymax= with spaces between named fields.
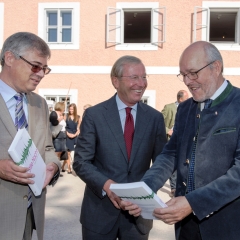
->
xmin=203 ymin=43 xmax=223 ymax=73
xmin=110 ymin=55 xmax=143 ymax=78
xmin=0 ymin=32 xmax=51 ymax=67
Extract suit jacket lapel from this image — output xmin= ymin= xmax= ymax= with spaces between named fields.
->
xmin=103 ymin=96 xmax=128 ymax=162
xmin=0 ymin=94 xmax=16 ymax=138
xmin=26 ymin=92 xmax=36 ymax=138
xmin=129 ymin=102 xmax=150 ymax=168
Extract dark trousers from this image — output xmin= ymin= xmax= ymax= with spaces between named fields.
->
xmin=22 ymin=205 xmax=35 ymax=240
xmin=82 ymin=210 xmax=149 ymax=240
xmin=179 ymin=214 xmax=202 ymax=240
xmin=169 ymin=170 xmax=177 ymax=189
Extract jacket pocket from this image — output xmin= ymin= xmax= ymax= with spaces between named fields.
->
xmin=213 ymin=127 xmax=236 ymax=135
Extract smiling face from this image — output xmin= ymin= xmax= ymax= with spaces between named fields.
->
xmin=179 ymin=42 xmax=223 ymax=102
xmin=3 ymin=49 xmax=48 ymax=93
xmin=112 ymin=63 xmax=147 ymax=106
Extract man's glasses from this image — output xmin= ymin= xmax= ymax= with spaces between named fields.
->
xmin=19 ymin=56 xmax=51 ymax=75
xmin=120 ymin=75 xmax=149 ymax=81
xmin=177 ymin=61 xmax=215 ymax=82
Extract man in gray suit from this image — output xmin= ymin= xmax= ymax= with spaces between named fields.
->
xmin=0 ymin=32 xmax=61 ymax=240
xmin=123 ymin=41 xmax=240 ymax=240
xmin=73 ymin=55 xmax=167 ymax=239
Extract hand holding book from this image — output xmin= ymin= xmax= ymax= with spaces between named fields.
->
xmin=110 ymin=181 xmax=167 ymax=219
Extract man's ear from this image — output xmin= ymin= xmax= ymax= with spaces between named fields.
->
xmin=111 ymin=76 xmax=119 ymax=89
xmin=213 ymin=60 xmax=223 ymax=76
xmin=3 ymin=51 xmax=16 ymax=67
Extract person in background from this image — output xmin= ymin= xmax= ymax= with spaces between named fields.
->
xmin=52 ymin=102 xmax=67 ymax=159
xmin=83 ymin=103 xmax=92 ymax=111
xmin=73 ymin=55 xmax=167 ymax=240
xmin=0 ymin=32 xmax=60 ymax=240
xmin=123 ymin=41 xmax=240 ymax=240
xmin=161 ymin=90 xmax=189 ymax=198
xmin=48 ymin=106 xmax=53 ymax=114
xmin=62 ymin=103 xmax=80 ymax=174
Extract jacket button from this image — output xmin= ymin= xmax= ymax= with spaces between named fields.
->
xmin=186 ymin=159 xmax=189 ymax=164
xmin=23 ymin=195 xmax=28 ymax=200
xmin=196 ymin=114 xmax=200 ymax=118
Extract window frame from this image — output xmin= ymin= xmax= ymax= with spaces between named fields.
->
xmin=107 ymin=2 xmax=165 ymax=50
xmin=198 ymin=1 xmax=240 ymax=50
xmin=39 ymin=88 xmax=78 ymax=112
xmin=38 ymin=2 xmax=80 ymax=50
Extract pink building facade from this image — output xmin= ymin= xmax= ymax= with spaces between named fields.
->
xmin=0 ymin=0 xmax=240 ymax=116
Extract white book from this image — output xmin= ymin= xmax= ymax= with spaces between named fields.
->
xmin=8 ymin=128 xmax=46 ymax=196
xmin=110 ymin=181 xmax=167 ymax=220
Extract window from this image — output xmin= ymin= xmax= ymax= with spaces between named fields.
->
xmin=38 ymin=88 xmax=78 ymax=112
xmin=47 ymin=10 xmax=72 ymax=43
xmin=0 ymin=3 xmax=4 ymax=49
xmin=46 ymin=95 xmax=71 ymax=112
xmin=194 ymin=2 xmax=240 ymax=50
xmin=141 ymin=90 xmax=156 ymax=108
xmin=107 ymin=2 xmax=166 ymax=50
xmin=38 ymin=3 xmax=80 ymax=49
xmin=140 ymin=97 xmax=149 ymax=105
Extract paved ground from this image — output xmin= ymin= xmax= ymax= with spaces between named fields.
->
xmin=32 ymin=160 xmax=175 ymax=240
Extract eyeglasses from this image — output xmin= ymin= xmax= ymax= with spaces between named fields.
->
xmin=177 ymin=61 xmax=215 ymax=82
xmin=120 ymin=75 xmax=149 ymax=81
xmin=19 ymin=56 xmax=51 ymax=75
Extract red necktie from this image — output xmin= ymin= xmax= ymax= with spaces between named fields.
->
xmin=124 ymin=107 xmax=134 ymax=160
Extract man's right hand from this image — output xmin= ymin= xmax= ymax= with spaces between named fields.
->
xmin=0 ymin=159 xmax=35 ymax=184
xmin=121 ymin=200 xmax=142 ymax=217
xmin=167 ymin=129 xmax=173 ymax=136
xmin=103 ymin=179 xmax=121 ymax=209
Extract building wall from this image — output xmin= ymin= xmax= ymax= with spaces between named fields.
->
xmin=1 ymin=0 xmax=240 ymax=117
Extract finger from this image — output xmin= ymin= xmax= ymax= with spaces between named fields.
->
xmin=112 ymin=200 xmax=120 ymax=209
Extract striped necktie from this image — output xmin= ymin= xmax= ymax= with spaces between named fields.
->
xmin=14 ymin=93 xmax=31 ymax=208
xmin=14 ymin=93 xmax=28 ymax=129
xmin=187 ymin=99 xmax=212 ymax=193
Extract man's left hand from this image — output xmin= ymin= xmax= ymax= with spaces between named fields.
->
xmin=153 ymin=196 xmax=192 ymax=225
xmin=43 ymin=163 xmax=59 ymax=188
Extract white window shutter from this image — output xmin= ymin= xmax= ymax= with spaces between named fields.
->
xmin=151 ymin=7 xmax=166 ymax=45
xmin=193 ymin=6 xmax=209 ymax=42
xmin=107 ymin=7 xmax=121 ymax=44
xmin=235 ymin=9 xmax=240 ymax=44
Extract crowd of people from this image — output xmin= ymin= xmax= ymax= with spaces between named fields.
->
xmin=1 ymin=31 xmax=240 ymax=240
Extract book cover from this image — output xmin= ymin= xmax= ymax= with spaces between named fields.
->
xmin=110 ymin=181 xmax=167 ymax=219
xmin=8 ymin=128 xmax=46 ymax=196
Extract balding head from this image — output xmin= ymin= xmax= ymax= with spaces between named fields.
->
xmin=177 ymin=90 xmax=189 ymax=103
xmin=179 ymin=41 xmax=224 ymax=102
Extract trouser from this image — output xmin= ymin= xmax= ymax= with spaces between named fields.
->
xmin=179 ymin=214 xmax=202 ymax=240
xmin=82 ymin=210 xmax=149 ymax=240
xmin=22 ymin=205 xmax=36 ymax=240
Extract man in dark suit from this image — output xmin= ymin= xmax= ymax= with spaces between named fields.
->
xmin=161 ymin=90 xmax=188 ymax=198
xmin=0 ymin=32 xmax=61 ymax=240
xmin=73 ymin=55 xmax=167 ymax=239
xmin=123 ymin=41 xmax=240 ymax=240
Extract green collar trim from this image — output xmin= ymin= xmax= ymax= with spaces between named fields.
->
xmin=211 ymin=81 xmax=233 ymax=107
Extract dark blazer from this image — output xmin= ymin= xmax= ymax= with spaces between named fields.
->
xmin=73 ymin=95 xmax=166 ymax=235
xmin=142 ymin=82 xmax=240 ymax=240
xmin=0 ymin=92 xmax=60 ymax=240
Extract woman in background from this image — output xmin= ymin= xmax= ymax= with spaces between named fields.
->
xmin=51 ymin=102 xmax=67 ymax=159
xmin=62 ymin=103 xmax=80 ymax=174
